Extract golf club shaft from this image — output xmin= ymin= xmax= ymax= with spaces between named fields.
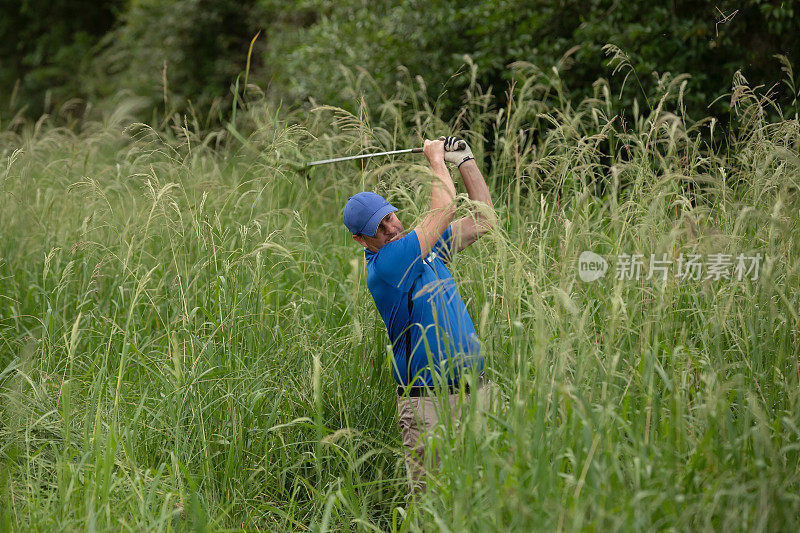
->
xmin=305 ymin=140 xmax=466 ymax=167
xmin=306 ymin=147 xmax=423 ymax=167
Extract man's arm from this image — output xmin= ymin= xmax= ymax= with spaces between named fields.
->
xmin=451 ymin=158 xmax=497 ymax=253
xmin=414 ymin=139 xmax=457 ymax=258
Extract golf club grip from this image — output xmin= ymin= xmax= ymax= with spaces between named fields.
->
xmin=414 ymin=140 xmax=466 ymax=152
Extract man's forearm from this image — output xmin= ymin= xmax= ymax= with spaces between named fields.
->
xmin=431 ymin=161 xmax=457 ymax=211
xmin=458 ymin=160 xmax=496 ymax=228
xmin=425 ymin=161 xmax=457 ymax=239
xmin=415 ymin=142 xmax=457 ymax=256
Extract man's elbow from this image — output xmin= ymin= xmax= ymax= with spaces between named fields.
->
xmin=436 ymin=202 xmax=458 ymax=227
xmin=477 ymin=207 xmax=497 ymax=235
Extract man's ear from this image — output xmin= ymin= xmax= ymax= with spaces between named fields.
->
xmin=352 ymin=234 xmax=366 ymax=247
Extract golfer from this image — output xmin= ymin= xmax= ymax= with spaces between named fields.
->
xmin=342 ymin=136 xmax=497 ymax=495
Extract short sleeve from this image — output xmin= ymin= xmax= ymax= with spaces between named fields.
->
xmin=432 ymin=225 xmax=454 ymax=263
xmin=371 ymin=232 xmax=424 ymax=290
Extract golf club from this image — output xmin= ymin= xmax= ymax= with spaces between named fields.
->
xmin=305 ymin=140 xmax=466 ymax=167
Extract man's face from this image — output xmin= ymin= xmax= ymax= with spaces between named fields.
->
xmin=353 ymin=211 xmax=405 ymax=252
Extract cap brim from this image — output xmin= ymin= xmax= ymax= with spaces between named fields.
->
xmin=361 ymin=203 xmax=397 ymax=236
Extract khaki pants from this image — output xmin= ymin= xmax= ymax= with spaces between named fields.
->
xmin=397 ymin=380 xmax=499 ymax=497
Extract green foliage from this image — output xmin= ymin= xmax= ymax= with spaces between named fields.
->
xmin=1 ymin=3 xmax=799 ymax=529
xmin=90 ymin=0 xmax=268 ymax=120
xmin=266 ymin=0 xmax=800 ymax=122
xmin=1 ymin=63 xmax=799 ymax=530
xmin=2 ymin=0 xmax=799 ymax=128
xmin=0 ymin=0 xmax=122 ymax=117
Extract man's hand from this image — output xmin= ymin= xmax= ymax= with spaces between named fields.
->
xmin=439 ymin=136 xmax=475 ymax=167
xmin=423 ymin=138 xmax=446 ymax=167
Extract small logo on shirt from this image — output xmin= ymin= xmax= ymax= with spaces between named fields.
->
xmin=424 ymin=252 xmax=437 ymax=265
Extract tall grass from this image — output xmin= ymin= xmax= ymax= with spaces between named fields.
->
xmin=1 ymin=63 xmax=799 ymax=531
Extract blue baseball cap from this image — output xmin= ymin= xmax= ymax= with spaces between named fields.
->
xmin=343 ymin=192 xmax=397 ymax=236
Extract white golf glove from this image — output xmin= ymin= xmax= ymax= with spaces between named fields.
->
xmin=439 ymin=136 xmax=474 ymax=167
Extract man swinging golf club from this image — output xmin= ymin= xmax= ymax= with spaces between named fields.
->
xmin=343 ymin=136 xmax=497 ymax=496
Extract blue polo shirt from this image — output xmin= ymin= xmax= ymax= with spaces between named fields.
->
xmin=364 ymin=226 xmax=482 ymax=386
